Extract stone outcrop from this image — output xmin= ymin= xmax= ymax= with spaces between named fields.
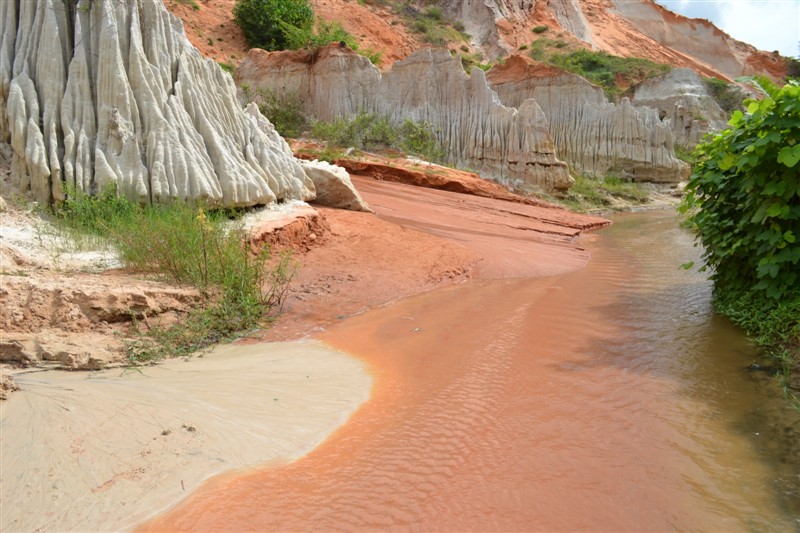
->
xmin=237 ymin=45 xmax=573 ymax=192
xmin=631 ymin=68 xmax=729 ymax=149
xmin=300 ymin=159 xmax=371 ymax=212
xmin=487 ymin=56 xmax=689 ymax=182
xmin=0 ymin=0 xmax=315 ymax=207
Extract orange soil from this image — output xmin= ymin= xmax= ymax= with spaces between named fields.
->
xmin=250 ymin=172 xmax=607 ymax=343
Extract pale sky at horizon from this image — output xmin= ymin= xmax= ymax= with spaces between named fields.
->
xmin=653 ymin=0 xmax=799 ymax=57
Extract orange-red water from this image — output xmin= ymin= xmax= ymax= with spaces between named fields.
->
xmin=142 ymin=211 xmax=799 ymax=531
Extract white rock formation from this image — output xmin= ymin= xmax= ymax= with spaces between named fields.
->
xmin=487 ymin=56 xmax=689 ymax=182
xmin=238 ymin=45 xmax=573 ymax=192
xmin=300 ymin=159 xmax=371 ymax=212
xmin=0 ymin=0 xmax=314 ymax=207
xmin=631 ymin=68 xmax=729 ymax=149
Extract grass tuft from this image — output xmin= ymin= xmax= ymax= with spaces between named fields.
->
xmin=53 ymin=187 xmax=297 ymax=363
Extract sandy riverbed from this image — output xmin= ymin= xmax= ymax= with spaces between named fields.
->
xmin=0 ymin=341 xmax=371 ymax=532
xmin=1 ymin=158 xmax=607 ymax=531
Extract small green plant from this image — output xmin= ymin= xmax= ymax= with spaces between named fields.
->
xmin=176 ymin=0 xmax=201 ymax=10
xmin=703 ymin=77 xmax=745 ymax=114
xmin=532 ymin=25 xmax=548 ymax=34
xmin=423 ymin=6 xmax=443 ymax=20
xmin=218 ymin=62 xmax=235 ymax=75
xmin=310 ymin=112 xmax=447 ymax=163
xmin=53 ymin=187 xmax=298 ymax=363
xmin=243 ymin=86 xmax=308 ymax=138
xmin=558 ymin=174 xmax=650 ymax=212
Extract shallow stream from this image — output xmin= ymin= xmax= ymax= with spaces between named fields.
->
xmin=143 ymin=210 xmax=800 ymax=531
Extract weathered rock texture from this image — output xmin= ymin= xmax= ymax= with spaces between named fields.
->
xmin=487 ymin=56 xmax=689 ymax=182
xmin=631 ymin=68 xmax=729 ymax=149
xmin=437 ymin=0 xmax=787 ymax=82
xmin=237 ymin=45 xmax=573 ymax=192
xmin=300 ymin=159 xmax=371 ymax=212
xmin=0 ymin=0 xmax=315 ymax=207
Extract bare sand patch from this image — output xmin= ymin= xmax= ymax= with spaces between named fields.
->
xmin=0 ymin=340 xmax=371 ymax=532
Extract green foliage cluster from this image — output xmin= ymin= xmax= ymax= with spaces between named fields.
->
xmin=546 ymin=49 xmax=671 ymax=100
xmin=310 ymin=112 xmax=446 ymax=163
xmin=559 ymin=174 xmax=650 ymax=212
xmin=460 ymin=51 xmax=492 ymax=73
xmin=243 ymin=86 xmax=308 ymax=138
xmin=233 ymin=0 xmax=314 ymax=51
xmin=283 ymin=18 xmax=383 ymax=65
xmin=703 ymin=77 xmax=745 ymax=114
xmin=680 ymin=80 xmax=800 ymax=300
xmin=54 ymin=187 xmax=296 ymax=363
xmin=679 ymin=79 xmax=800 ymax=389
xmin=403 ymin=2 xmax=468 ymax=47
xmin=532 ymin=25 xmax=549 ymax=34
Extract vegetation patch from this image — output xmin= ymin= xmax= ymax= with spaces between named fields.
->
xmin=556 ymin=174 xmax=650 ymax=212
xmin=703 ymin=77 xmax=746 ymax=114
xmin=398 ymin=2 xmax=468 ymax=47
xmin=311 ymin=111 xmax=446 ymax=163
xmin=679 ymin=78 xmax=800 ymax=392
xmin=233 ymin=0 xmax=314 ymax=51
xmin=53 ymin=187 xmax=296 ymax=364
xmin=528 ymin=42 xmax=670 ymax=100
xmin=242 ymin=85 xmax=308 ymax=138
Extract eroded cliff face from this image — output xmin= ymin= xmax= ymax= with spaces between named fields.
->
xmin=631 ymin=68 xmax=729 ymax=150
xmin=439 ymin=0 xmax=786 ymax=82
xmin=0 ymin=0 xmax=315 ymax=207
xmin=238 ymin=45 xmax=573 ymax=192
xmin=487 ymin=56 xmax=689 ymax=182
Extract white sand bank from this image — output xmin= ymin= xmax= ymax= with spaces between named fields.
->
xmin=0 ymin=340 xmax=371 ymax=532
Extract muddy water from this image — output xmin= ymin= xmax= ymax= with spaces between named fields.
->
xmin=143 ymin=210 xmax=800 ymax=532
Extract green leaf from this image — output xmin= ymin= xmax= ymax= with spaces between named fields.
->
xmin=718 ymin=153 xmax=737 ymax=170
xmin=777 ymin=144 xmax=800 ymax=168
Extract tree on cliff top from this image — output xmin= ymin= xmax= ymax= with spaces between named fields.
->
xmin=233 ymin=0 xmax=314 ymax=51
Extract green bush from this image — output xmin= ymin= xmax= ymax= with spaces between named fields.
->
xmin=680 ymin=79 xmax=800 ymax=300
xmin=233 ymin=0 xmax=314 ymax=51
xmin=703 ymin=77 xmax=745 ymax=114
xmin=310 ymin=112 xmax=446 ymax=163
xmin=54 ymin=187 xmax=297 ymax=362
xmin=248 ymin=87 xmax=308 ymax=138
xmin=532 ymin=25 xmax=548 ymax=34
xmin=680 ymin=79 xmax=800 ymax=386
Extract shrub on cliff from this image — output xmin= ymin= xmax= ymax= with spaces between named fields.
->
xmin=233 ymin=0 xmax=314 ymax=51
xmin=680 ymin=79 xmax=800 ymax=387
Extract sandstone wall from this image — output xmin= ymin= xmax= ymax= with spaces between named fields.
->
xmin=0 ymin=0 xmax=315 ymax=207
xmin=238 ymin=46 xmax=573 ymax=192
xmin=487 ymin=56 xmax=689 ymax=182
xmin=631 ymin=68 xmax=729 ymax=149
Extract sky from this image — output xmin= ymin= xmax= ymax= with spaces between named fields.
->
xmin=653 ymin=0 xmax=799 ymax=57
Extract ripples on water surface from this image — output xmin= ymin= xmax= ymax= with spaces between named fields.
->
xmin=143 ymin=210 xmax=800 ymax=532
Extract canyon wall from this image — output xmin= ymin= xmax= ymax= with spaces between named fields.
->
xmin=487 ymin=56 xmax=689 ymax=182
xmin=630 ymin=68 xmax=729 ymax=150
xmin=0 ymin=0 xmax=315 ymax=207
xmin=438 ymin=0 xmax=786 ymax=82
xmin=238 ymin=45 xmax=573 ymax=192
